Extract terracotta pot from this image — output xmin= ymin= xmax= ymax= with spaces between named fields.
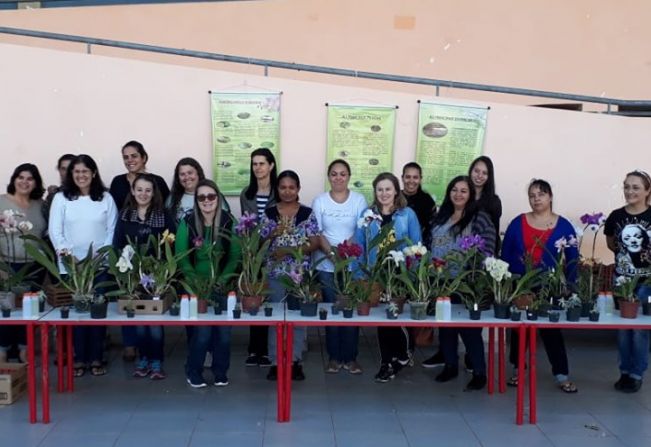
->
xmin=619 ymin=299 xmax=639 ymax=319
xmin=197 ymin=299 xmax=209 ymax=314
xmin=335 ymin=295 xmax=351 ymax=312
xmin=361 ymin=281 xmax=382 ymax=307
xmin=512 ymin=294 xmax=534 ymax=310
xmin=241 ymin=295 xmax=263 ymax=312
xmin=356 ymin=302 xmax=371 ymax=316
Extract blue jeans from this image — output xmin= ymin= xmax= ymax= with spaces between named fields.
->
xmin=186 ymin=326 xmax=231 ymax=381
xmin=318 ymin=271 xmax=359 ymax=363
xmin=73 ymin=327 xmax=106 ymax=364
xmin=440 ymin=327 xmax=486 ymax=376
xmin=268 ymin=278 xmax=305 ymax=363
xmin=135 ymin=326 xmax=164 ymax=362
xmin=122 ymin=326 xmax=137 ymax=349
xmin=618 ymin=285 xmax=651 ymax=380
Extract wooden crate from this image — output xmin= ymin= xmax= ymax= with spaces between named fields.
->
xmin=117 ymin=294 xmax=173 ymax=315
xmin=0 ymin=363 xmax=27 ymax=405
xmin=44 ymin=284 xmax=73 ymax=308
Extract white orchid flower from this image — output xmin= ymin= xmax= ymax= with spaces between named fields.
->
xmin=116 ymin=256 xmax=133 ymax=273
xmin=17 ymin=220 xmax=33 ymax=232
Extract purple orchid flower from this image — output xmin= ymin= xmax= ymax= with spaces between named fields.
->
xmin=458 ymin=234 xmax=486 ymax=252
xmin=235 ymin=211 xmax=258 ymax=236
xmin=139 ymin=274 xmax=155 ymax=289
xmin=580 ymin=212 xmax=604 ymax=226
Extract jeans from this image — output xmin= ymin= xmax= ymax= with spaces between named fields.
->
xmin=73 ymin=327 xmax=106 ymax=364
xmin=440 ymin=327 xmax=486 ymax=376
xmin=186 ymin=326 xmax=231 ymax=381
xmin=268 ymin=278 xmax=305 ymax=363
xmin=618 ymin=284 xmax=651 ymax=380
xmin=122 ymin=326 xmax=137 ymax=349
xmin=510 ymin=328 xmax=569 ymax=382
xmin=317 ymin=271 xmax=359 ymax=363
xmin=135 ymin=326 xmax=164 ymax=362
xmin=248 ymin=326 xmax=268 ymax=357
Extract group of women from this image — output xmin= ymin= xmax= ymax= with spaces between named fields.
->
xmin=1 ymin=142 xmax=650 ymax=394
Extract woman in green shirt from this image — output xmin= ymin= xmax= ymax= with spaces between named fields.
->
xmin=175 ymin=180 xmax=241 ymax=388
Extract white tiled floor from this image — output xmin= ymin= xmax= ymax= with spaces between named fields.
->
xmin=1 ymin=327 xmax=649 ymax=446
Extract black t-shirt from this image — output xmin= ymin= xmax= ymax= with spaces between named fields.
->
xmin=109 ymin=173 xmax=170 ymax=211
xmin=604 ymin=206 xmax=651 ymax=277
xmin=404 ymin=189 xmax=436 ymax=243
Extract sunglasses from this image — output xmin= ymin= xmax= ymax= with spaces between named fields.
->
xmin=197 ymin=193 xmax=218 ymax=203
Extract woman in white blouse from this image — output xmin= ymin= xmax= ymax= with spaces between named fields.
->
xmin=49 ymin=154 xmax=117 ymax=377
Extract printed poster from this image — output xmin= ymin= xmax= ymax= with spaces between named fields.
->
xmin=415 ymin=102 xmax=488 ymax=203
xmin=211 ymin=92 xmax=281 ymax=195
xmin=326 ymin=104 xmax=396 ymax=202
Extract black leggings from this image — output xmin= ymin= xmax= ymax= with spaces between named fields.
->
xmin=509 ymin=328 xmax=569 ymax=377
xmin=377 ymin=327 xmax=410 ymax=364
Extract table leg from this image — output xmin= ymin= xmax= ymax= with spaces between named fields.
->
xmin=66 ymin=325 xmax=73 ymax=392
xmin=285 ymin=322 xmax=294 ymax=422
xmin=529 ymin=325 xmax=537 ymax=424
xmin=56 ymin=326 xmax=64 ymax=393
xmin=487 ymin=328 xmax=495 ymax=395
xmin=26 ymin=323 xmax=36 ymax=423
xmin=516 ymin=325 xmax=526 ymax=425
xmin=41 ymin=323 xmax=50 ymax=424
xmin=498 ymin=327 xmax=506 ymax=393
xmin=275 ymin=324 xmax=285 ymax=422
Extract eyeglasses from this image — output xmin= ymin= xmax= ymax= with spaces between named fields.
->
xmin=197 ymin=193 xmax=218 ymax=203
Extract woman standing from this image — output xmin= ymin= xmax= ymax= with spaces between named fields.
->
xmin=176 ymin=180 xmax=241 ymax=388
xmin=468 ymin=156 xmax=502 ymax=241
xmin=401 ymin=162 xmax=436 ymax=246
xmin=502 ymin=179 xmax=578 ymax=393
xmin=113 ymin=174 xmax=175 ymax=380
xmin=49 ymin=154 xmax=118 ymax=377
xmin=429 ymin=176 xmax=495 ymax=390
xmin=0 ymin=164 xmax=47 ymax=363
xmin=604 ymin=171 xmax=651 ymax=393
xmin=240 ymin=148 xmax=277 ymax=367
xmin=263 ymin=170 xmax=320 ymax=382
xmin=353 ymin=172 xmax=421 ymax=383
xmin=312 ymin=159 xmax=367 ymax=374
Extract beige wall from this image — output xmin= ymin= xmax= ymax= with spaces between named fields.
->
xmin=1 ymin=0 xmax=650 ymax=106
xmin=1 ymin=41 xmax=648 ymax=262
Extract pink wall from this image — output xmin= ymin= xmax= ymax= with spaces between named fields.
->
xmin=1 ymin=41 xmax=648 ymax=262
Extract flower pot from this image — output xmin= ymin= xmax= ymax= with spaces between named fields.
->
xmin=319 ymin=310 xmax=328 ymax=321
xmin=0 ymin=291 xmax=16 ymax=310
xmin=213 ymin=303 xmax=222 ymax=315
xmin=619 ymin=300 xmax=639 ymax=319
xmin=526 ymin=311 xmax=538 ymax=321
xmin=242 ymin=295 xmax=263 ymax=313
xmin=286 ymin=295 xmax=301 ymax=311
xmin=300 ymin=302 xmax=318 ymax=317
xmin=197 ymin=299 xmax=209 ymax=314
xmin=335 ymin=295 xmax=350 ymax=313
xmin=72 ymin=293 xmax=91 ymax=313
xmin=232 ymin=309 xmax=242 ymax=319
xmin=90 ymin=302 xmax=108 ymax=319
xmin=331 ymin=304 xmax=339 ymax=315
xmin=356 ymin=302 xmax=371 ymax=316
xmin=409 ymin=302 xmax=428 ymax=320
xmin=38 ymin=300 xmax=45 ymax=313
xmin=469 ymin=309 xmax=481 ymax=320
xmin=342 ymin=308 xmax=353 ymax=318
xmin=392 ymin=297 xmax=407 ymax=314
xmin=60 ymin=308 xmax=70 ymax=319
xmin=510 ymin=310 xmax=522 ymax=321
xmin=386 ymin=309 xmax=398 ymax=320
xmin=580 ymin=301 xmax=592 ymax=318
xmin=1 ymin=308 xmax=10 ymax=318
xmin=642 ymin=301 xmax=651 ymax=316
xmin=169 ymin=306 xmax=180 ymax=316
xmin=548 ymin=312 xmax=561 ymax=323
xmin=249 ymin=308 xmax=259 ymax=316
xmin=493 ymin=303 xmax=511 ymax=320
xmin=361 ymin=280 xmax=382 ymax=307
xmin=126 ymin=309 xmax=135 ymax=318
xmin=513 ymin=294 xmax=534 ymax=310
xmin=588 ymin=311 xmax=600 ymax=322
xmin=264 ymin=307 xmax=273 ymax=317
xmin=566 ymin=307 xmax=581 ymax=322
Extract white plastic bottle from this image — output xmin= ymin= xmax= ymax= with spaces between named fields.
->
xmin=227 ymin=291 xmax=237 ymax=316
xmin=22 ymin=294 xmax=33 ymax=318
xmin=31 ymin=293 xmax=39 ymax=315
xmin=605 ymin=291 xmax=615 ymax=316
xmin=596 ymin=291 xmax=607 ymax=315
xmin=436 ymin=297 xmax=451 ymax=321
xmin=180 ymin=294 xmax=190 ymax=319
xmin=189 ymin=295 xmax=198 ymax=319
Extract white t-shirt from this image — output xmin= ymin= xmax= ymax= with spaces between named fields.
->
xmin=311 ymin=191 xmax=367 ymax=272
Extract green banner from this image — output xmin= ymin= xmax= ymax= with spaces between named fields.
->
xmin=211 ymin=92 xmax=281 ymax=195
xmin=415 ymin=102 xmax=488 ymax=203
xmin=326 ymin=105 xmax=396 ymax=203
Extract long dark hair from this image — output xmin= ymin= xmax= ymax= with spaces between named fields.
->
xmin=169 ymin=157 xmax=205 ymax=214
xmin=7 ymin=163 xmax=45 ymax=200
xmin=432 ymin=175 xmax=478 ymax=235
xmin=124 ymin=173 xmax=164 ymax=216
xmin=62 ymin=154 xmax=107 ymax=201
xmin=192 ymin=179 xmax=223 ymax=244
xmin=244 ymin=148 xmax=277 ymax=200
xmin=469 ymin=156 xmax=497 ymax=203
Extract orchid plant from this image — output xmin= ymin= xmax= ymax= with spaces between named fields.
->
xmin=541 ymin=235 xmax=578 ymax=299
xmin=614 ymin=275 xmax=640 ymax=302
xmin=332 ymin=239 xmax=363 ymax=299
xmin=574 ymin=212 xmax=607 ymax=303
xmin=136 ymin=231 xmax=185 ymax=299
xmin=0 ymin=209 xmax=34 ymax=264
xmin=235 ymin=211 xmax=275 ymax=297
xmin=277 ymin=247 xmax=322 ymax=304
xmin=483 ymin=256 xmax=540 ymax=305
xmin=105 ymin=244 xmax=140 ymax=301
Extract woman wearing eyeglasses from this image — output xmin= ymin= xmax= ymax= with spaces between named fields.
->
xmin=175 ymin=180 xmax=241 ymax=388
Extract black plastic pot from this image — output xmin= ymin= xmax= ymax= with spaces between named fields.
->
xmin=589 ymin=311 xmax=600 ymax=322
xmin=580 ymin=301 xmax=592 ymax=318
xmin=286 ymin=295 xmax=301 ymax=311
xmin=213 ymin=303 xmax=222 ymax=315
xmin=249 ymin=308 xmax=259 ymax=316
xmin=331 ymin=304 xmax=339 ymax=315
xmin=510 ymin=311 xmax=522 ymax=321
xmin=642 ymin=301 xmax=651 ymax=316
xmin=39 ymin=300 xmax=45 ymax=313
xmin=566 ymin=307 xmax=581 ymax=322
xmin=342 ymin=309 xmax=353 ymax=318
xmin=1 ymin=308 xmax=10 ymax=318
xmin=469 ymin=309 xmax=481 ymax=320
xmin=319 ymin=310 xmax=328 ymax=320
xmin=90 ymin=302 xmax=107 ymax=319
xmin=386 ymin=309 xmax=398 ymax=320
xmin=526 ymin=311 xmax=538 ymax=321
xmin=126 ymin=309 xmax=135 ymax=318
xmin=169 ymin=306 xmax=180 ymax=316
xmin=60 ymin=308 xmax=70 ymax=319
xmin=300 ymin=302 xmax=318 ymax=317
xmin=264 ymin=307 xmax=273 ymax=317
xmin=232 ymin=309 xmax=242 ymax=319
xmin=549 ymin=312 xmax=561 ymax=323
xmin=493 ymin=303 xmax=511 ymax=319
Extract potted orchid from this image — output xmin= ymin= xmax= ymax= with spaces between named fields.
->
xmin=0 ymin=210 xmax=38 ymax=302
xmin=483 ymin=257 xmax=540 ymax=319
xmin=614 ymin=275 xmax=640 ymax=319
xmin=136 ymin=231 xmax=185 ymax=305
xmin=105 ymin=244 xmax=140 ymax=314
xmin=449 ymin=234 xmax=491 ymax=315
xmin=575 ymin=212 xmax=607 ymax=314
xmin=332 ymin=240 xmax=363 ymax=311
xmin=380 ymin=249 xmax=405 ymax=309
xmin=179 ymin=238 xmax=227 ymax=314
xmin=277 ymin=247 xmax=322 ymax=316
xmin=559 ymin=294 xmax=582 ymax=321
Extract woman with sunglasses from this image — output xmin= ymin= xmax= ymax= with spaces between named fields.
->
xmin=176 ymin=180 xmax=240 ymax=388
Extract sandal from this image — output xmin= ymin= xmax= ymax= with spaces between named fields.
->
xmin=507 ymin=376 xmax=518 ymax=387
xmin=90 ymin=363 xmax=107 ymax=376
xmin=73 ymin=364 xmax=86 ymax=378
xmin=559 ymin=381 xmax=578 ymax=393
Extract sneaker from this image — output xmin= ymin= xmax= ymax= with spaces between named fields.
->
xmin=422 ymin=351 xmax=445 ymax=368
xmin=133 ymin=359 xmax=150 ymax=378
xmin=374 ymin=363 xmax=395 ymax=383
xmin=214 ymin=376 xmax=229 ymax=387
xmin=186 ymin=375 xmax=207 ymax=388
xmin=464 ymin=352 xmax=474 ymax=373
xmin=258 ymin=356 xmax=272 ymax=367
xmin=435 ymin=365 xmax=459 ymax=383
xmin=326 ymin=360 xmax=342 ymax=374
xmin=343 ymin=361 xmax=363 ymax=375
xmin=292 ymin=361 xmax=305 ymax=381
xmin=621 ymin=377 xmax=642 ymax=393
xmin=245 ymin=354 xmax=259 ymax=367
xmin=465 ymin=374 xmax=487 ymax=391
xmin=150 ymin=368 xmax=166 ymax=380
xmin=266 ymin=366 xmax=278 ymax=381
xmin=614 ymin=374 xmax=632 ymax=391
